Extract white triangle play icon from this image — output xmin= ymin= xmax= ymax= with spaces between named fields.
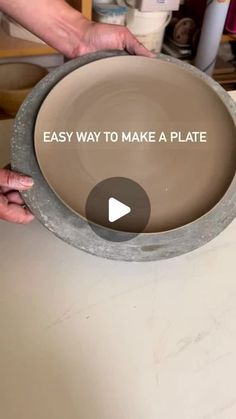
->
xmin=108 ymin=197 xmax=131 ymax=223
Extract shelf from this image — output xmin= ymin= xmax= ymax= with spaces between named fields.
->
xmin=0 ymin=28 xmax=59 ymax=59
xmin=221 ymin=33 xmax=236 ymax=43
xmin=0 ymin=0 xmax=93 ymax=59
xmin=214 ymin=73 xmax=236 ymax=82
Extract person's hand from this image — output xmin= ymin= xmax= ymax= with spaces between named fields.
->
xmin=69 ymin=16 xmax=155 ymax=58
xmin=0 ymin=1 xmax=155 ymax=59
xmin=0 ymin=168 xmax=34 ymax=224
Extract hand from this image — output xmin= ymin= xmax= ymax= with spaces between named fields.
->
xmin=70 ymin=17 xmax=155 ymax=58
xmin=0 ymin=168 xmax=34 ymax=224
xmin=0 ymin=1 xmax=155 ymax=59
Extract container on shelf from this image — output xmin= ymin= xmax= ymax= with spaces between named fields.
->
xmin=137 ymin=0 xmax=180 ymax=12
xmin=127 ymin=8 xmax=172 ymax=53
xmin=0 ymin=63 xmax=48 ymax=116
xmin=124 ymin=0 xmax=137 ymax=7
xmin=93 ymin=0 xmax=114 ymax=4
xmin=93 ymin=3 xmax=128 ymax=25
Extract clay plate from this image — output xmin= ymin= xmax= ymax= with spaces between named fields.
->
xmin=34 ymin=56 xmax=236 ymax=233
xmin=11 ymin=52 xmax=236 ymax=261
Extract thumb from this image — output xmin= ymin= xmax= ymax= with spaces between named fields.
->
xmin=0 ymin=169 xmax=34 ymax=190
xmin=122 ymin=28 xmax=156 ymax=58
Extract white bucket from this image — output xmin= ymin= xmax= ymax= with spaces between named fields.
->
xmin=127 ymin=9 xmax=172 ymax=53
xmin=93 ymin=0 xmax=113 ymax=5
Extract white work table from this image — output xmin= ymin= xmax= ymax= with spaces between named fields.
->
xmin=0 ymin=92 xmax=236 ymax=419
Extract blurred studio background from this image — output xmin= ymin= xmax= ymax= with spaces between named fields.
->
xmin=0 ymin=0 xmax=235 ymax=123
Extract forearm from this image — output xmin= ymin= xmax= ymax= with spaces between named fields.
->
xmin=0 ymin=0 xmax=153 ymax=61
xmin=0 ymin=0 xmax=85 ymax=57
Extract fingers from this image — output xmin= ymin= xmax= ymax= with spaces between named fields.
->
xmin=0 ymin=170 xmax=34 ymax=224
xmin=5 ymin=191 xmax=25 ymax=205
xmin=0 ymin=169 xmax=34 ymax=191
xmin=0 ymin=195 xmax=34 ymax=224
xmin=121 ymin=28 xmax=156 ymax=58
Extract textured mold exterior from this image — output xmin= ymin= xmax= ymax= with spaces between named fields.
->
xmin=11 ymin=51 xmax=236 ymax=262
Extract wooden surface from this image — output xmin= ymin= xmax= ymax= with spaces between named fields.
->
xmin=68 ymin=0 xmax=92 ymax=19
xmin=214 ymin=72 xmax=236 ymax=84
xmin=221 ymin=33 xmax=236 ymax=43
xmin=80 ymin=0 xmax=93 ymax=20
xmin=0 ymin=28 xmax=58 ymax=58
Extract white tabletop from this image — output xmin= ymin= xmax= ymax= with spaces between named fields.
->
xmin=0 ymin=92 xmax=236 ymax=419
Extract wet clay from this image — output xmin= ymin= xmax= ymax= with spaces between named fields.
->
xmin=34 ymin=56 xmax=236 ymax=233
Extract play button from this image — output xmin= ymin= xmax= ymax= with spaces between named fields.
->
xmin=85 ymin=177 xmax=151 ymax=242
xmin=108 ymin=198 xmax=131 ymax=223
